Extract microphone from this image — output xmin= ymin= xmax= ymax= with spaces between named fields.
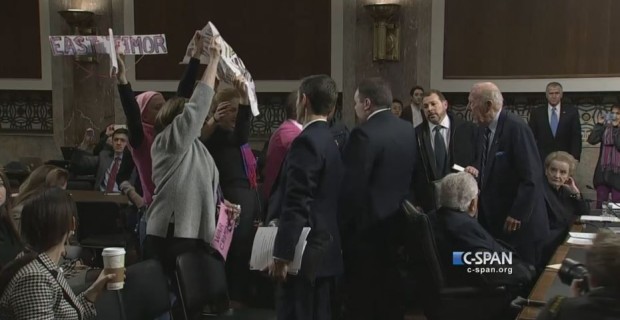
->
xmin=510 ymin=296 xmax=546 ymax=309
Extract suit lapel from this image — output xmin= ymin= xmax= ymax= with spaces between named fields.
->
xmin=482 ymin=110 xmax=506 ymax=188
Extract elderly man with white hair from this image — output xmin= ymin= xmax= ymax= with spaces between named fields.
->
xmin=432 ymin=172 xmax=535 ymax=289
xmin=467 ymin=82 xmax=549 ymax=267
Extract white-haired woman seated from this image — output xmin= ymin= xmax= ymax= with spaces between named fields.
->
xmin=431 ymin=172 xmax=535 ymax=288
xmin=541 ymin=151 xmax=589 ymax=264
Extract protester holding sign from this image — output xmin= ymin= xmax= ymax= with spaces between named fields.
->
xmin=200 ymin=76 xmax=259 ymax=305
xmin=144 ymin=37 xmax=240 ymax=280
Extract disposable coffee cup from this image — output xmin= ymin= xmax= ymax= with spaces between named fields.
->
xmin=102 ymin=247 xmax=126 ymax=290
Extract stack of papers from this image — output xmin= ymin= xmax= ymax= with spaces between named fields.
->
xmin=580 ymin=215 xmax=620 ymax=223
xmin=249 ymin=227 xmax=310 ymax=275
xmin=567 ymin=237 xmax=594 ymax=246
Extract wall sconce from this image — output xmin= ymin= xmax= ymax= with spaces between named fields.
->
xmin=365 ymin=3 xmax=401 ymax=62
xmin=59 ymin=9 xmax=97 ymax=63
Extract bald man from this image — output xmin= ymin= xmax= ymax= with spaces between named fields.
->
xmin=466 ymin=82 xmax=549 ymax=266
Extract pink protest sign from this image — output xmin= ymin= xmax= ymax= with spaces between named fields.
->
xmin=211 ymin=205 xmax=235 ymax=260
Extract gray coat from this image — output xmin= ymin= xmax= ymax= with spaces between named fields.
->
xmin=146 ymin=82 xmax=219 ymax=244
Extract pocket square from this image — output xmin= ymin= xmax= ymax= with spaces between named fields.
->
xmin=495 ymin=151 xmax=506 ymax=157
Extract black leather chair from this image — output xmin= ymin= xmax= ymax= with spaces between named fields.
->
xmin=75 ymin=201 xmax=126 ymax=249
xmin=175 ymin=251 xmax=276 ymax=320
xmin=95 ymin=259 xmax=171 ymax=320
xmin=401 ymin=200 xmax=511 ymax=320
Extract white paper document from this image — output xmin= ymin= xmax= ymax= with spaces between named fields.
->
xmin=546 ymin=264 xmax=561 ymax=270
xmin=609 ymin=203 xmax=620 ymax=210
xmin=569 ymin=232 xmax=597 ymax=240
xmin=452 ymin=164 xmax=465 ymax=172
xmin=580 ymin=215 xmax=620 ymax=223
xmin=567 ymin=237 xmax=594 ymax=246
xmin=250 ymin=227 xmax=311 ymax=275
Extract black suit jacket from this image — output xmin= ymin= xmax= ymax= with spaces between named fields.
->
xmin=431 ymin=207 xmax=535 ymax=288
xmin=272 ymin=121 xmax=344 ymax=278
xmin=413 ymin=113 xmax=478 ymax=212
xmin=528 ymin=104 xmax=582 ymax=161
xmin=543 ymin=182 xmax=590 ymax=230
xmin=340 ymin=110 xmax=417 ymax=253
xmin=476 ymin=110 xmax=550 ymax=245
xmin=536 ymin=288 xmax=620 ymax=320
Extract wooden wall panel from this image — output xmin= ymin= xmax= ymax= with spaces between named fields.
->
xmin=134 ymin=0 xmax=331 ymax=81
xmin=0 ymin=1 xmax=42 ymax=79
xmin=444 ymin=0 xmax=620 ymax=78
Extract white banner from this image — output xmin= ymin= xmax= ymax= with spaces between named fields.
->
xmin=181 ymin=22 xmax=259 ymax=116
xmin=49 ymin=34 xmax=167 ymax=56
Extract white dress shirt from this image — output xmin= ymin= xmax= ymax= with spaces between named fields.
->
xmin=429 ymin=116 xmax=451 ymax=152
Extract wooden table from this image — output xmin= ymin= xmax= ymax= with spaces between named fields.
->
xmin=68 ymin=190 xmax=129 ymax=205
xmin=516 ymin=224 xmax=585 ymax=320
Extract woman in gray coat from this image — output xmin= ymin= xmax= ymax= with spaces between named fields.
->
xmin=145 ymin=35 xmax=239 ymax=276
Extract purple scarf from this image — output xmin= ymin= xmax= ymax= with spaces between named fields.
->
xmin=600 ymin=126 xmax=620 ymax=173
xmin=240 ymin=143 xmax=258 ymax=189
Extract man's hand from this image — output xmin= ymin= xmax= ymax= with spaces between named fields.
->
xmin=464 ymin=166 xmax=479 ymax=178
xmin=106 ymin=124 xmax=115 ymax=137
xmin=191 ymin=31 xmax=206 ymax=59
xmin=570 ymin=279 xmax=585 ymax=297
xmin=222 ymin=199 xmax=241 ymax=223
xmin=503 ymin=216 xmax=521 ymax=233
xmin=116 ymin=53 xmax=128 ymax=84
xmin=268 ymin=259 xmax=290 ymax=282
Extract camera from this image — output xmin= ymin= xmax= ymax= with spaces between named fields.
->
xmin=558 ymin=258 xmax=590 ymax=293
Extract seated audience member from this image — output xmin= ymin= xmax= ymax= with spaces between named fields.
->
xmin=11 ymin=165 xmax=62 ymax=229
xmin=541 ymin=151 xmax=589 ymax=264
xmin=432 ymin=172 xmax=535 ymax=288
xmin=145 ymin=38 xmax=239 ymax=277
xmin=71 ymin=128 xmax=136 ymax=193
xmin=0 ymin=171 xmax=21 ymax=268
xmin=536 ymin=232 xmax=620 ymax=320
xmin=200 ymin=76 xmax=258 ymax=304
xmin=0 ymin=188 xmax=114 ymax=319
xmin=262 ymin=91 xmax=302 ymax=201
xmin=391 ymin=99 xmax=404 ymax=117
xmin=587 ymin=105 xmax=620 ymax=208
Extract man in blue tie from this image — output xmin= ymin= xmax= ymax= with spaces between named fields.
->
xmin=528 ymin=82 xmax=582 ymax=162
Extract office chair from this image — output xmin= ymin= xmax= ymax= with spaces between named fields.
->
xmin=401 ymin=200 xmax=511 ymax=320
xmin=175 ymin=251 xmax=276 ymax=320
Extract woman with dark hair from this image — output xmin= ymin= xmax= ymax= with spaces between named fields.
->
xmin=0 ymin=188 xmax=113 ymax=319
xmin=200 ymin=77 xmax=259 ymax=305
xmin=0 ymin=171 xmax=21 ymax=268
xmin=588 ymin=105 xmax=620 ymax=208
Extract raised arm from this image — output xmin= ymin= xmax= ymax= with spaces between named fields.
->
xmin=165 ymin=35 xmax=220 ymax=152
xmin=116 ymin=54 xmax=145 ymax=148
xmin=231 ymin=76 xmax=252 ymax=145
xmin=177 ymin=31 xmax=206 ymax=98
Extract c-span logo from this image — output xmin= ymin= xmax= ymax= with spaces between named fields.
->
xmin=452 ymin=251 xmax=512 ymax=266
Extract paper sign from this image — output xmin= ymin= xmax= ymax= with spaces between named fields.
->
xmin=180 ymin=22 xmax=259 ymax=116
xmin=211 ymin=205 xmax=235 ymax=260
xmin=49 ymin=34 xmax=167 ymax=56
xmin=250 ymin=227 xmax=310 ymax=275
xmin=108 ymin=29 xmax=118 ymax=76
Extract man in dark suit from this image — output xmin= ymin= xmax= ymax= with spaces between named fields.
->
xmin=431 ymin=172 xmax=535 ymax=289
xmin=71 ymin=128 xmax=135 ymax=191
xmin=413 ymin=89 xmax=478 ymax=212
xmin=269 ymin=75 xmax=343 ymax=320
xmin=467 ymin=82 xmax=549 ymax=266
xmin=528 ymin=82 xmax=582 ymax=161
xmin=340 ymin=77 xmax=417 ymax=320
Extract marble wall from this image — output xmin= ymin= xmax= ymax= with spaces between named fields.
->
xmin=342 ymin=0 xmax=431 ymax=128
